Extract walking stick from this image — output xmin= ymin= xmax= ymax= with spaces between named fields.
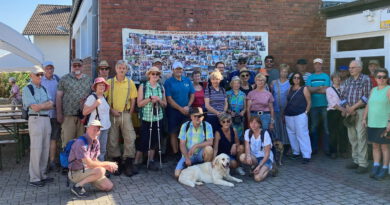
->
xmin=155 ymin=103 xmax=162 ymax=170
xmin=146 ymin=103 xmax=154 ymax=169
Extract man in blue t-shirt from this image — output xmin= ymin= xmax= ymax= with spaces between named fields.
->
xmin=306 ymin=58 xmax=330 ymax=155
xmin=164 ymin=62 xmax=195 ymax=157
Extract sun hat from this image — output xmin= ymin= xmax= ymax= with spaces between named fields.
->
xmin=145 ymin=66 xmax=162 ymax=76
xmin=92 ymin=77 xmax=110 ymax=92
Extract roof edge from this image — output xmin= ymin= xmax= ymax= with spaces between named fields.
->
xmin=69 ymin=0 xmax=82 ymax=24
xmin=321 ymin=0 xmax=390 ymax=18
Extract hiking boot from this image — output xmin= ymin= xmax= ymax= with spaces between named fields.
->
xmin=345 ymin=162 xmax=359 ymax=169
xmin=71 ymin=185 xmax=87 ymax=198
xmin=355 ymin=166 xmax=368 ymax=174
xmin=375 ymin=168 xmax=389 ymax=181
xmin=124 ymin=158 xmax=136 ymax=177
xmin=131 ymin=158 xmax=139 ymax=175
xmin=48 ymin=161 xmax=57 ymax=172
xmin=302 ymin=158 xmax=310 ymax=164
xmin=40 ymin=177 xmax=54 ymax=183
xmin=236 ymin=166 xmax=245 ymax=176
xmin=369 ymin=165 xmax=381 ymax=178
xmin=112 ymin=157 xmax=122 ymax=176
xmin=289 ymin=154 xmax=300 ymax=160
xmin=148 ymin=161 xmax=159 ymax=171
xmin=29 ymin=181 xmax=45 ymax=187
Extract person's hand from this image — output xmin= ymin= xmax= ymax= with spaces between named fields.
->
xmin=30 ymin=104 xmax=41 ymax=112
xmin=57 ymin=112 xmax=64 ymax=124
xmin=269 ymin=123 xmax=274 ymax=130
xmin=188 ymin=146 xmax=196 ymax=157
xmin=180 ymin=107 xmax=189 ymax=115
xmin=106 ymin=162 xmax=118 ymax=173
xmin=246 ymin=155 xmax=252 ymax=165
xmin=253 ymin=165 xmax=261 ymax=174
xmin=346 ymin=106 xmax=354 ymax=114
xmin=362 ymin=119 xmax=367 ymax=128
xmin=230 ymin=145 xmax=237 ymax=156
xmin=94 ymin=99 xmax=102 ymax=106
xmin=185 ymin=157 xmax=192 ymax=167
xmin=111 ymin=109 xmax=121 ymax=117
xmin=151 ymin=96 xmax=160 ymax=103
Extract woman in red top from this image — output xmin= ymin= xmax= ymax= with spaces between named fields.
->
xmin=191 ymin=70 xmax=205 ymax=108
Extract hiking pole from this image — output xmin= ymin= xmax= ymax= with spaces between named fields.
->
xmin=155 ymin=103 xmax=162 ymax=170
xmin=146 ymin=102 xmax=154 ymax=170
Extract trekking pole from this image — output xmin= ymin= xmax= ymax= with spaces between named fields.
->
xmin=146 ymin=102 xmax=154 ymax=169
xmin=155 ymin=103 xmax=162 ymax=170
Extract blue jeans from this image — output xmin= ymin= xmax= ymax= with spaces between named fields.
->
xmin=309 ymin=107 xmax=329 ymax=153
xmin=98 ymin=129 xmax=109 ymax=161
xmin=250 ymin=113 xmax=271 ymax=130
xmin=175 ymin=148 xmax=204 ymax=170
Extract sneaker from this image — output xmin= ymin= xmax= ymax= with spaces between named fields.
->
xmin=302 ymin=158 xmax=310 ymax=164
xmin=369 ymin=165 xmax=381 ymax=178
xmin=148 ymin=161 xmax=160 ymax=171
xmin=346 ymin=162 xmax=359 ymax=169
xmin=236 ymin=166 xmax=245 ymax=176
xmin=71 ymin=185 xmax=87 ymax=198
xmin=374 ymin=168 xmax=389 ymax=181
xmin=41 ymin=177 xmax=54 ymax=183
xmin=289 ymin=154 xmax=300 ymax=160
xmin=29 ymin=181 xmax=45 ymax=187
xmin=355 ymin=166 xmax=368 ymax=174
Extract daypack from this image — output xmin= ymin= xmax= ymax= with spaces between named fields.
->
xmin=248 ymin=129 xmax=277 ymax=155
xmin=184 ymin=121 xmax=207 ymax=137
xmin=21 ymin=84 xmax=47 ymax=120
xmin=79 ymin=93 xmax=100 ymax=125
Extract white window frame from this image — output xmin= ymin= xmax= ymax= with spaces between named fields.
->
xmin=330 ymin=30 xmax=390 ymax=73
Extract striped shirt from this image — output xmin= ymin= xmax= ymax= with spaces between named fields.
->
xmin=340 ymin=74 xmax=372 ymax=106
xmin=204 ymin=86 xmax=226 ymax=115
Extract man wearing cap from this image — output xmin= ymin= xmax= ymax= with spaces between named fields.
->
xmin=68 ymin=120 xmax=118 ymax=198
xmin=41 ymin=61 xmax=61 ymax=171
xmin=306 ymin=58 xmax=331 ymax=155
xmin=164 ymin=62 xmax=195 ymax=157
xmin=174 ymin=107 xmax=213 ymax=178
xmin=97 ymin=60 xmax=111 ymax=80
xmin=340 ymin=60 xmax=372 ymax=173
xmin=338 ymin=65 xmax=350 ymax=82
xmin=263 ymin=55 xmax=279 ymax=85
xmin=368 ymin=60 xmax=380 ymax=87
xmin=22 ymin=66 xmax=54 ymax=187
xmin=105 ymin=60 xmax=138 ymax=177
xmin=57 ymin=59 xmax=92 ymax=149
xmin=289 ymin=59 xmax=311 ymax=84
xmin=228 ymin=57 xmax=255 ymax=84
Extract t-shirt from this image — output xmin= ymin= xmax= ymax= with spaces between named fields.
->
xmin=105 ymin=77 xmax=137 ymax=112
xmin=244 ymin=129 xmax=274 ymax=161
xmin=246 ymin=90 xmax=274 ymax=111
xmin=164 ymin=76 xmax=195 ymax=107
xmin=204 ymin=86 xmax=226 ymax=115
xmin=368 ymin=86 xmax=390 ymax=128
xmin=68 ymin=135 xmax=100 ymax=171
xmin=84 ymin=94 xmax=111 ymax=130
xmin=306 ymin=73 xmax=330 ymax=107
xmin=192 ymin=89 xmax=205 ymax=108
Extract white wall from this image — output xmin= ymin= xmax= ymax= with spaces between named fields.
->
xmin=34 ymin=35 xmax=70 ymax=77
xmin=72 ymin=0 xmax=93 ymax=59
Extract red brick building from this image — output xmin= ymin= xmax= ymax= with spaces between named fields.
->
xmin=70 ymin=0 xmax=331 ymax=77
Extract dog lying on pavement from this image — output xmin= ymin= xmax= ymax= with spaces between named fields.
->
xmin=178 ymin=153 xmax=243 ymax=187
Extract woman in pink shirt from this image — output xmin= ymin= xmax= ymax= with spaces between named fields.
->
xmin=326 ymin=72 xmax=348 ymax=159
xmin=247 ymin=73 xmax=274 ymax=130
xmin=8 ymin=77 xmax=22 ymax=110
xmin=191 ymin=70 xmax=205 ymax=108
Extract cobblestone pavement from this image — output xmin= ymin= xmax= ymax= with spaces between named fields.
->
xmin=1 ymin=145 xmax=390 ymax=205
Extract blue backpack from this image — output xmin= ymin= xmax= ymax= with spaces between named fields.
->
xmin=60 ymin=136 xmax=89 ymax=169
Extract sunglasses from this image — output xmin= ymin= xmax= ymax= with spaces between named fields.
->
xmin=193 ymin=115 xmax=203 ymax=119
xmin=376 ymin=75 xmax=388 ymax=79
xmin=265 ymin=60 xmax=273 ymax=63
xmin=150 ymin=72 xmax=160 ymax=76
xmin=100 ymin=67 xmax=110 ymax=71
xmin=73 ymin=64 xmax=82 ymax=67
xmin=221 ymin=120 xmax=231 ymax=124
xmin=241 ymin=74 xmax=249 ymax=77
xmin=293 ymin=76 xmax=300 ymax=80
xmin=35 ymin=73 xmax=44 ymax=77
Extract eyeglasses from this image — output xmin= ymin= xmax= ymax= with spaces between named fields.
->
xmin=293 ymin=76 xmax=300 ymax=80
xmin=221 ymin=120 xmax=231 ymax=124
xmin=150 ymin=72 xmax=160 ymax=76
xmin=265 ymin=60 xmax=273 ymax=63
xmin=35 ymin=73 xmax=44 ymax=77
xmin=73 ymin=64 xmax=82 ymax=67
xmin=217 ymin=66 xmax=225 ymax=69
xmin=193 ymin=115 xmax=203 ymax=119
xmin=376 ymin=75 xmax=388 ymax=79
xmin=241 ymin=74 xmax=249 ymax=77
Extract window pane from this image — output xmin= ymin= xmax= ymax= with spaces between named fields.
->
xmin=335 ymin=58 xmax=354 ymax=71
xmin=337 ymin=36 xmax=384 ymax=51
xmin=361 ymin=56 xmax=385 ymax=75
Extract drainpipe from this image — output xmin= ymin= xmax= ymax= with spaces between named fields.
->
xmin=91 ymin=0 xmax=99 ymax=79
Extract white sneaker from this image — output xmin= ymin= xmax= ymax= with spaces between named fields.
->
xmin=236 ymin=166 xmax=245 ymax=176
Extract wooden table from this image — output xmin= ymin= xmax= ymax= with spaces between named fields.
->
xmin=0 ymin=104 xmax=22 ymax=108
xmin=0 ymin=112 xmax=22 ymax=118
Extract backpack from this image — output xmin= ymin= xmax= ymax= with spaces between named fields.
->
xmin=184 ymin=121 xmax=207 ymax=137
xmin=21 ymin=84 xmax=47 ymax=120
xmin=59 ymin=136 xmax=89 ymax=186
xmin=248 ymin=129 xmax=276 ymax=154
xmin=80 ymin=93 xmax=100 ymax=125
xmin=53 ymin=74 xmax=60 ymax=82
xmin=139 ymin=81 xmax=165 ymax=120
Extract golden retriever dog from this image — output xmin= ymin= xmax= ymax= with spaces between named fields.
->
xmin=178 ymin=153 xmax=243 ymax=187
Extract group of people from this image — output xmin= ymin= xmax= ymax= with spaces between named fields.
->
xmin=17 ymin=55 xmax=389 ymax=198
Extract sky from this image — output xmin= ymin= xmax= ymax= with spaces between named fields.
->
xmin=0 ymin=0 xmax=72 ymax=33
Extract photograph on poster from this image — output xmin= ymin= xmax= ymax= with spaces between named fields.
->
xmin=122 ymin=29 xmax=268 ymax=83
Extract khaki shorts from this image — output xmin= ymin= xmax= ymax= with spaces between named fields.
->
xmin=68 ymin=169 xmax=106 ymax=188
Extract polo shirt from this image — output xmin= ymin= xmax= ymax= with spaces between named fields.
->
xmin=306 ymin=73 xmax=330 ymax=107
xmin=68 ymin=134 xmax=100 ymax=171
xmin=22 ymin=83 xmax=51 ymax=115
xmin=105 ymin=77 xmax=137 ymax=112
xmin=42 ymin=75 xmax=59 ymax=118
xmin=57 ymin=73 xmax=92 ymax=116
xmin=164 ymin=76 xmax=195 ymax=107
xmin=178 ymin=121 xmax=213 ymax=154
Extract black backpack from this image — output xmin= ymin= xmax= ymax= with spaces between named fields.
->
xmin=248 ymin=129 xmax=276 ymax=154
xmin=184 ymin=121 xmax=207 ymax=137
xmin=21 ymin=84 xmax=47 ymax=120
xmin=80 ymin=93 xmax=100 ymax=125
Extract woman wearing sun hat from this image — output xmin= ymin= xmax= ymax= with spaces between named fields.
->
xmin=83 ymin=77 xmax=111 ymax=161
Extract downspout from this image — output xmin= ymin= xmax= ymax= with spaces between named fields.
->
xmin=69 ymin=24 xmax=72 ymax=73
xmin=91 ymin=0 xmax=99 ymax=79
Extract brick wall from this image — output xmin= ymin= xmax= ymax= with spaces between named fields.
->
xmin=98 ymin=0 xmax=330 ymax=73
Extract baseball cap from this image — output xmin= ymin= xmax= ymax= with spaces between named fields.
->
xmin=339 ymin=66 xmax=348 ymax=71
xmin=368 ymin=60 xmax=380 ymax=66
xmin=42 ymin=61 xmax=54 ymax=68
xmin=313 ymin=58 xmax=323 ymax=64
xmin=297 ymin=59 xmax=307 ymax=65
xmin=87 ymin=119 xmax=102 ymax=127
xmin=189 ymin=107 xmax=204 ymax=116
xmin=172 ymin=62 xmax=183 ymax=69
xmin=153 ymin=58 xmax=162 ymax=64
xmin=72 ymin=58 xmax=83 ymax=64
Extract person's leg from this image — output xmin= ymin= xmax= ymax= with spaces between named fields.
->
xmin=122 ymin=112 xmax=137 ymax=175
xmin=327 ymin=110 xmax=338 ymax=155
xmin=260 ymin=114 xmax=271 ymax=130
xmin=355 ymin=109 xmax=368 ymax=168
xmin=75 ymin=118 xmax=85 ymax=138
xmin=321 ymin=107 xmax=330 ymax=154
xmin=372 ymin=143 xmax=381 ymax=164
xmin=92 ymin=177 xmax=114 ymax=192
xmin=285 ymin=115 xmax=300 ymax=156
xmin=61 ymin=116 xmax=77 ymax=148
xmin=49 ymin=118 xmax=60 ymax=166
xmin=168 ymin=109 xmax=180 ymax=154
xmin=347 ymin=124 xmax=359 ymax=165
xmin=73 ymin=167 xmax=106 ymax=187
xmin=338 ymin=115 xmax=349 ymax=155
xmin=39 ymin=117 xmax=51 ymax=180
xmin=230 ymin=159 xmax=238 ymax=169
xmin=28 ymin=117 xmax=44 ymax=183
xmin=295 ymin=113 xmax=312 ymax=159
xmin=254 ymin=165 xmax=270 ymax=182
xmin=174 ymin=157 xmax=186 ymax=178
xmin=98 ymin=129 xmax=109 ymax=161
xmin=107 ymin=115 xmax=121 ymax=159
xmin=202 ymin=146 xmax=213 ymax=162
xmin=381 ymin=144 xmax=389 ymax=168
xmin=309 ymin=107 xmax=320 ymax=154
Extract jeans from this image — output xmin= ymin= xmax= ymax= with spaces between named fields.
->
xmin=309 ymin=106 xmax=329 ymax=153
xmin=250 ymin=113 xmax=271 ymax=130
xmin=98 ymin=129 xmax=109 ymax=161
xmin=327 ymin=110 xmax=348 ymax=154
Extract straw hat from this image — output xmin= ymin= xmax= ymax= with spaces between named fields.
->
xmin=145 ymin=66 xmax=162 ymax=76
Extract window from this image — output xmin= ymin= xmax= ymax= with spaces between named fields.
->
xmin=337 ymin=36 xmax=384 ymax=52
xmin=335 ymin=58 xmax=354 ymax=71
xmin=361 ymin=56 xmax=385 ymax=75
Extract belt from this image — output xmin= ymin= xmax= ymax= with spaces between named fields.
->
xmin=250 ymin=111 xmax=270 ymax=115
xmin=29 ymin=114 xmax=49 ymax=117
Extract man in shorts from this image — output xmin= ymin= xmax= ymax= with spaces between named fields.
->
xmin=68 ymin=120 xmax=118 ymax=197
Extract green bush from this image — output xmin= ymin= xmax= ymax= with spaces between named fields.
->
xmin=0 ymin=72 xmax=30 ymax=98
